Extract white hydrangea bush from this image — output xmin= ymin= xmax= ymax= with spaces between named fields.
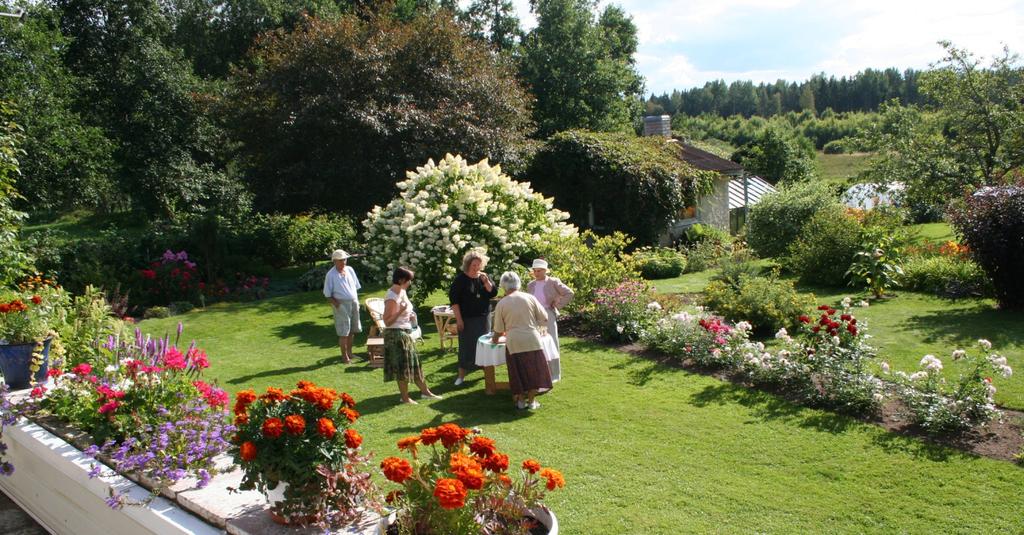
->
xmin=363 ymin=154 xmax=574 ymax=302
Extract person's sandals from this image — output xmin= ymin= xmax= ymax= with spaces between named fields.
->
xmin=516 ymin=400 xmax=527 ymax=410
xmin=528 ymin=401 xmax=541 ymax=410
xmin=454 ymin=377 xmax=465 ymax=386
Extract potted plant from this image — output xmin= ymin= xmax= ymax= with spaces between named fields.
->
xmin=230 ymin=381 xmax=377 ymax=528
xmin=0 ymin=278 xmax=67 ymax=389
xmin=379 ymin=422 xmax=564 ymax=534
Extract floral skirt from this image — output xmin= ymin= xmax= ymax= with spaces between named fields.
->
xmin=383 ymin=328 xmax=424 ymax=383
xmin=506 ymin=349 xmax=553 ymax=395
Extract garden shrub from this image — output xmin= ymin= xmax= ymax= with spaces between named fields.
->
xmin=631 ymin=247 xmax=686 ymax=279
xmin=949 ymin=186 xmax=1024 ymax=309
xmin=711 ymin=251 xmax=763 ymax=289
xmin=59 ymin=285 xmax=117 ymax=367
xmin=143 ymin=306 xmax=170 ymax=319
xmin=585 ymin=281 xmax=657 ymax=342
xmin=680 ymin=223 xmax=732 ymax=248
xmin=888 ymin=340 xmax=1012 ymax=433
xmin=528 ymin=130 xmax=716 ymax=245
xmin=683 ymin=240 xmax=730 ymax=273
xmin=746 ymin=181 xmax=837 ymax=258
xmin=532 ymin=230 xmax=638 ymax=314
xmin=901 ymin=255 xmax=992 ymax=297
xmin=783 ymin=206 xmax=863 ymax=286
xmin=246 ymin=213 xmax=357 ymax=268
xmin=702 ymin=274 xmax=814 ymax=336
xmin=363 ymin=154 xmax=573 ymax=303
xmin=297 ymin=263 xmax=333 ymax=292
xmin=641 ymin=311 xmax=741 ymax=369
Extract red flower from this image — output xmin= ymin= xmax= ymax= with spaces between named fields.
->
xmin=140 ymin=269 xmax=157 ymax=280
xmin=240 ymin=441 xmax=257 ymax=462
xmin=46 ymin=368 xmax=63 ymax=378
xmin=30 ymin=295 xmax=41 ymax=305
xmin=798 ymin=315 xmax=810 ymax=324
xmin=539 ymin=468 xmax=565 ymax=491
xmin=30 ymin=386 xmax=46 ymax=398
xmin=812 ymin=326 xmax=821 ymax=333
xmin=847 ymin=323 xmax=858 ymax=336
xmin=437 ymin=423 xmax=471 ymax=448
xmin=340 ymin=407 xmax=359 ymax=423
xmin=162 ymin=347 xmax=187 ymax=370
xmin=482 ymin=453 xmax=509 ymax=472
xmin=284 ymin=414 xmax=306 ymax=435
xmin=381 ymin=457 xmax=413 ymax=484
xmin=340 ymin=392 xmax=356 ymax=409
xmin=817 ymin=305 xmax=830 ymax=311
xmin=317 ymin=417 xmax=337 ymax=439
xmin=72 ymin=363 xmax=92 ymax=376
xmin=840 ymin=314 xmax=852 ymax=321
xmin=344 ymin=428 xmax=362 ymax=449
xmin=433 ymin=478 xmax=468 ymax=509
xmin=522 ymin=459 xmax=542 ymax=474
xmin=469 ymin=436 xmax=497 ymax=458
xmin=260 ymin=387 xmax=288 ymax=403
xmin=419 ymin=427 xmax=440 ymax=445
xmin=262 ymin=418 xmax=285 ymax=438
xmin=98 ymin=400 xmax=120 ymax=415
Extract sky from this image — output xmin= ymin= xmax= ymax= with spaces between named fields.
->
xmin=506 ymin=0 xmax=1024 ymax=95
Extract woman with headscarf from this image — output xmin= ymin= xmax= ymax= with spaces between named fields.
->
xmin=492 ymin=271 xmax=552 ymax=410
xmin=448 ymin=249 xmax=498 ymax=386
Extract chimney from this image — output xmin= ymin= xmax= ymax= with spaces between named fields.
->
xmin=642 ymin=115 xmax=671 ymax=137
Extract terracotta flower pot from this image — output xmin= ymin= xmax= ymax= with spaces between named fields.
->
xmin=0 ymin=338 xmax=50 ymax=389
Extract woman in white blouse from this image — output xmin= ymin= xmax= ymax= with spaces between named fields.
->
xmin=383 ymin=267 xmax=441 ymax=404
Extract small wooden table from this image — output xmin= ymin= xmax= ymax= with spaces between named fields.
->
xmin=475 ymin=334 xmax=560 ymax=395
xmin=431 ymin=306 xmax=458 ymax=351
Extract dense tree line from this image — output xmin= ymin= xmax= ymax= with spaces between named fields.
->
xmin=0 ymin=0 xmax=643 ymax=220
xmin=647 ymin=68 xmax=925 ymax=118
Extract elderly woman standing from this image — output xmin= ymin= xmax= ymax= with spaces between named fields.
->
xmin=448 ymin=249 xmax=498 ymax=386
xmin=383 ymin=267 xmax=442 ymax=404
xmin=492 ymin=271 xmax=552 ymax=410
xmin=526 ymin=259 xmax=573 ymax=381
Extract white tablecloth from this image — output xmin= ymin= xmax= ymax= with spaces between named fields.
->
xmin=475 ymin=334 xmax=559 ymax=367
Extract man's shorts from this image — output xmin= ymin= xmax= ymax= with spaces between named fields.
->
xmin=333 ymin=300 xmax=362 ymax=337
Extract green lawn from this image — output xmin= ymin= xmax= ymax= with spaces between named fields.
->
xmin=909 ymin=221 xmax=955 ymax=244
xmin=139 ymin=285 xmax=1024 ymax=533
xmin=816 ymin=152 xmax=874 ymax=186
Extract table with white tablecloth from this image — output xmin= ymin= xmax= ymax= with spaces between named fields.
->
xmin=475 ymin=333 xmax=560 ymax=394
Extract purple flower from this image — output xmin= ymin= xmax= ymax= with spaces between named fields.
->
xmin=88 ymin=464 xmax=103 ymax=478
xmin=0 ymin=462 xmax=14 ymax=476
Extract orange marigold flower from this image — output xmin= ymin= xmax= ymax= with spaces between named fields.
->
xmin=284 ymin=414 xmax=306 ymax=435
xmin=397 ymin=436 xmax=421 ymax=457
xmin=419 ymin=427 xmax=440 ymax=445
xmin=339 ymin=407 xmax=359 ymax=423
xmin=344 ymin=428 xmax=362 ymax=449
xmin=296 ymin=380 xmax=316 ymax=389
xmin=341 ymin=392 xmax=356 ymax=409
xmin=449 ymin=453 xmax=485 ymax=490
xmin=234 ymin=413 xmax=249 ymax=425
xmin=433 ymin=478 xmax=467 ymax=509
xmin=31 ymin=295 xmax=42 ymax=305
xmin=261 ymin=387 xmax=288 ymax=403
xmin=469 ymin=436 xmax=496 ymax=458
xmin=539 ymin=468 xmax=565 ymax=491
xmin=240 ymin=441 xmax=257 ymax=462
xmin=437 ymin=423 xmax=470 ymax=448
xmin=498 ymin=474 xmax=512 ymax=487
xmin=385 ymin=490 xmax=403 ymax=504
xmin=482 ymin=453 xmax=509 ymax=472
xmin=262 ymin=417 xmax=285 ymax=438
xmin=381 ymin=457 xmax=413 ymax=484
xmin=317 ymin=417 xmax=336 ymax=439
xmin=522 ymin=459 xmax=541 ymax=474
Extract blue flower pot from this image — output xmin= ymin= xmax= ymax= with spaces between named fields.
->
xmin=0 ymin=338 xmax=50 ymax=389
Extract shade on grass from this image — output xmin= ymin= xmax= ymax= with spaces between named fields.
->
xmin=139 ymin=287 xmax=1024 ymax=533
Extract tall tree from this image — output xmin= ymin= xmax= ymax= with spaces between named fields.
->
xmin=0 ymin=102 xmax=32 ymax=285
xmin=461 ymin=0 xmax=522 ymax=52
xmin=226 ymin=12 xmax=533 ymax=215
xmin=520 ymin=0 xmax=644 ymax=136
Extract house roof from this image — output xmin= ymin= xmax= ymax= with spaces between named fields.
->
xmin=673 ymin=141 xmax=745 ymax=174
xmin=729 ymin=175 xmax=776 ymax=210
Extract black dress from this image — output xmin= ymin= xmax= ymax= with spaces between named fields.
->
xmin=448 ymin=272 xmax=498 ymax=371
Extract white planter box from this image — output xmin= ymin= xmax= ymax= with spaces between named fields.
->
xmin=0 ymin=417 xmax=381 ymax=535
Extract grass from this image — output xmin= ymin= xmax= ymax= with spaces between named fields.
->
xmin=815 ymin=152 xmax=874 ymax=186
xmin=23 ymin=209 xmax=147 ymax=240
xmin=138 ymin=285 xmax=1024 ymax=533
xmin=909 ymin=222 xmax=955 ymax=244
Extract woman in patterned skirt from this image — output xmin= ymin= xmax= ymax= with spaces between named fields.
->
xmin=383 ymin=267 xmax=442 ymax=404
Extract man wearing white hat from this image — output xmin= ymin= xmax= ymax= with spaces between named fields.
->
xmin=324 ymin=249 xmax=362 ymax=363
xmin=526 ymin=258 xmax=574 ymax=381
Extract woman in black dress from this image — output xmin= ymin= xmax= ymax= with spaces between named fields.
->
xmin=448 ymin=249 xmax=498 ymax=386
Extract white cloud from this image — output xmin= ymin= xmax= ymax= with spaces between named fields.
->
xmin=638 ymin=52 xmax=804 ymax=94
